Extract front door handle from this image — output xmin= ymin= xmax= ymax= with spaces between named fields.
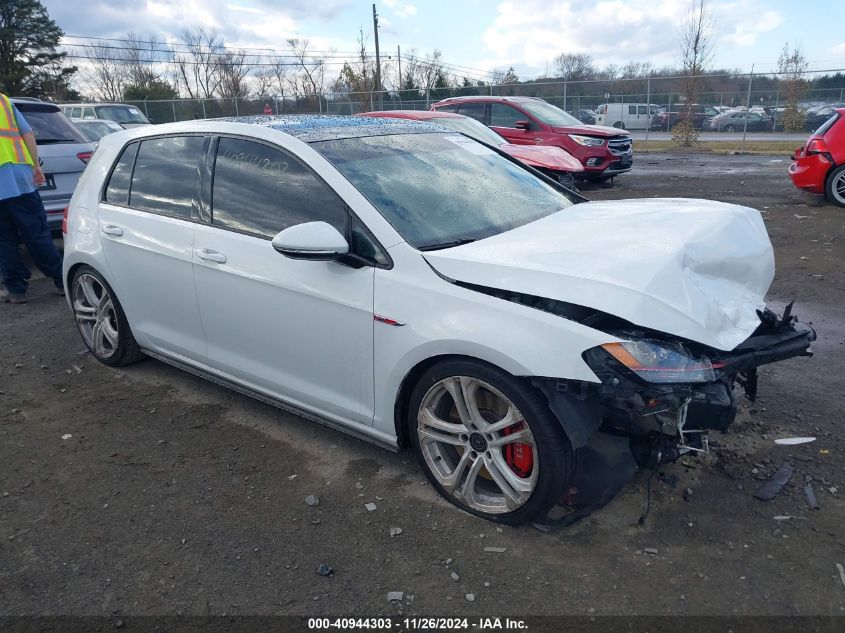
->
xmin=196 ymin=248 xmax=227 ymax=264
xmin=101 ymin=225 xmax=123 ymax=237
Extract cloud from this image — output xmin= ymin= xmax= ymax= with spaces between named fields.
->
xmin=382 ymin=0 xmax=418 ymax=19
xmin=479 ymin=0 xmax=784 ymax=71
xmin=830 ymin=42 xmax=845 ymax=56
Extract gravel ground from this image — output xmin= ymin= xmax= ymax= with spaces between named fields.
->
xmin=1 ymin=152 xmax=844 ymax=618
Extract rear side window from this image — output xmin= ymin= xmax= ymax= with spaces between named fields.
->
xmin=211 ymin=137 xmax=347 ymax=239
xmin=104 ymin=142 xmax=139 ymax=205
xmin=457 ymin=102 xmax=485 ymax=123
xmin=435 ymin=104 xmax=459 ymax=113
xmin=130 ymin=136 xmax=204 ymax=219
xmin=628 ymin=106 xmax=637 ymax=115
xmin=638 ymin=106 xmax=648 ymax=115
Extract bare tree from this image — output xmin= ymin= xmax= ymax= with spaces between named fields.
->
xmin=674 ymin=0 xmax=714 ymax=146
xmin=554 ymin=53 xmax=594 ymax=82
xmin=173 ymin=27 xmax=223 ymax=99
xmin=777 ymin=42 xmax=808 ymax=132
xmin=217 ymin=48 xmax=253 ymax=98
xmin=82 ymin=42 xmax=127 ymax=101
xmin=123 ymin=32 xmax=166 ymax=91
xmin=286 ymin=37 xmax=326 ymax=108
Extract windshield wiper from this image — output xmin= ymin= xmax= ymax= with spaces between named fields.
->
xmin=417 ymin=238 xmax=477 ymax=251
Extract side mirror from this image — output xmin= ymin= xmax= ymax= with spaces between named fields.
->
xmin=514 ymin=120 xmax=531 ymax=130
xmin=271 ymin=221 xmax=349 ymax=261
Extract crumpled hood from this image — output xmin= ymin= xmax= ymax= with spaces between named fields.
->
xmin=424 ymin=198 xmax=775 ymax=351
xmin=499 ymin=144 xmax=584 ymax=172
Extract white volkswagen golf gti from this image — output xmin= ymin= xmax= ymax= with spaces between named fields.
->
xmin=63 ymin=116 xmax=815 ymax=526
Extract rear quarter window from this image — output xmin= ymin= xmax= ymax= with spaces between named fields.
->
xmin=104 ymin=142 xmax=139 ymax=205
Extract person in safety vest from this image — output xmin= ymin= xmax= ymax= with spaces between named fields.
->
xmin=0 ymin=93 xmax=64 ymax=305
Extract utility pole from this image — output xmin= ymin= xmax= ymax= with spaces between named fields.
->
xmin=397 ymin=45 xmax=402 ymax=95
xmin=372 ymin=4 xmax=382 ymax=110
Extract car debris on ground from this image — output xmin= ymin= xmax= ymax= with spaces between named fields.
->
xmin=754 ymin=464 xmax=794 ymax=501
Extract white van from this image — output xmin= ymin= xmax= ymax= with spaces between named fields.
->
xmin=59 ymin=103 xmax=151 ymax=128
xmin=595 ymin=103 xmax=660 ymax=130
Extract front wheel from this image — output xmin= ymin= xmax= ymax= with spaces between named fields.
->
xmin=408 ymin=359 xmax=573 ymax=524
xmin=71 ymin=266 xmax=144 ymax=367
xmin=827 ymin=165 xmax=845 ymax=207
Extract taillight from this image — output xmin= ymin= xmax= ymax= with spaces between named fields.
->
xmin=61 ymin=206 xmax=69 ymax=235
xmin=806 ymin=138 xmax=829 ymax=156
xmin=76 ymin=151 xmax=93 ymax=164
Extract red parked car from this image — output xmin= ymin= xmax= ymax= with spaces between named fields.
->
xmin=359 ymin=109 xmax=584 ymax=188
xmin=789 ymin=107 xmax=845 ymax=207
xmin=429 ymin=96 xmax=633 ymax=182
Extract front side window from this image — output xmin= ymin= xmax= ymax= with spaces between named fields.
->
xmin=638 ymin=106 xmax=648 ymax=115
xmin=211 ymin=137 xmax=347 ymax=239
xmin=490 ymin=103 xmax=524 ymax=128
xmin=129 ymin=136 xmax=204 ymax=218
xmin=457 ymin=102 xmax=485 ymax=123
xmin=313 ymin=133 xmax=574 ymax=250
xmin=104 ymin=142 xmax=139 ymax=205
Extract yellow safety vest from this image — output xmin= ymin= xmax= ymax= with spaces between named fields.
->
xmin=0 ymin=94 xmax=34 ymax=167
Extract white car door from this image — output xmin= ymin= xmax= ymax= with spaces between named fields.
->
xmin=97 ymin=135 xmax=208 ymax=362
xmin=192 ymin=136 xmax=376 ymax=426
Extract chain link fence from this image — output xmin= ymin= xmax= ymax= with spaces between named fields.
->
xmin=69 ymin=69 xmax=845 ymax=141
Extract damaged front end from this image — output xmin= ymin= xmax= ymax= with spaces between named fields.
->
xmin=531 ymin=303 xmax=816 ymax=530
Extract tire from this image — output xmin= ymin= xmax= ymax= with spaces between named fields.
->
xmin=826 ymin=164 xmax=845 ymax=207
xmin=71 ymin=265 xmax=144 ymax=367
xmin=407 ymin=359 xmax=574 ymax=524
xmin=724 ymin=125 xmax=736 ymax=133
xmin=613 ymin=121 xmax=625 ymax=129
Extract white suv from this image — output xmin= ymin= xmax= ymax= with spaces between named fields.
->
xmin=62 ymin=116 xmax=815 ymax=526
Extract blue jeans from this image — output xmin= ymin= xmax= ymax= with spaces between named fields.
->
xmin=0 ymin=190 xmax=63 ymax=295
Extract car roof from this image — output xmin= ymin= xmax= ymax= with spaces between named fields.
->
xmin=61 ymin=102 xmax=136 ymax=107
xmin=11 ymin=99 xmax=60 ymax=112
xmin=433 ymin=95 xmax=542 ymax=105
xmin=213 ymin=114 xmax=448 ymax=142
xmin=358 ymin=110 xmax=463 ymax=121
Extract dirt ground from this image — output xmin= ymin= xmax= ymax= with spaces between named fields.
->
xmin=1 ymin=152 xmax=844 ymax=619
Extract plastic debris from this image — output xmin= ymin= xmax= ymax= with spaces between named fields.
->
xmin=804 ymin=483 xmax=819 ymax=510
xmin=365 ymin=502 xmax=377 ymax=512
xmin=287 ymin=474 xmax=297 ymax=480
xmin=483 ymin=547 xmax=507 ymax=553
xmin=644 ymin=548 xmax=659 ymax=555
xmin=61 ymin=434 xmax=72 ymax=440
xmin=754 ymin=463 xmax=793 ymax=501
xmin=465 ymin=593 xmax=475 ymax=602
xmin=837 ymin=564 xmax=845 ymax=591
xmin=773 ymin=515 xmax=805 ymax=521
xmin=389 ymin=527 xmax=402 ymax=537
xmin=317 ymin=563 xmax=333 ymax=577
xmin=305 ymin=495 xmax=319 ymax=506
xmin=450 ymin=571 xmax=460 ymax=582
xmin=387 ymin=591 xmax=404 ymax=603
xmin=774 ymin=437 xmax=816 ymax=446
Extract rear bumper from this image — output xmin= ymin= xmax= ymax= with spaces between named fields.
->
xmin=789 ymin=154 xmax=831 ymax=194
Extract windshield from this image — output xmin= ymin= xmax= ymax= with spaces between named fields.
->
xmin=16 ymin=106 xmax=87 ymax=144
xmin=431 ymin=116 xmax=506 ymax=146
xmin=76 ymin=121 xmax=121 ymax=142
xmin=95 ymin=105 xmax=149 ymax=124
xmin=313 ymin=133 xmax=573 ymax=250
xmin=518 ymin=100 xmax=582 ymax=127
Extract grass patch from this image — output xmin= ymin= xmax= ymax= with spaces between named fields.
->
xmin=635 ymin=140 xmax=800 ymax=155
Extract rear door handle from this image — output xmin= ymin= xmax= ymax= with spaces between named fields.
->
xmin=196 ymin=248 xmax=227 ymax=264
xmin=101 ymin=225 xmax=123 ymax=237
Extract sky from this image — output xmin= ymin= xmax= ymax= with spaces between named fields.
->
xmin=43 ymin=0 xmax=845 ymax=84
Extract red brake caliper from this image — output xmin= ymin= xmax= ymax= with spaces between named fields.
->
xmin=502 ymin=422 xmax=533 ymax=477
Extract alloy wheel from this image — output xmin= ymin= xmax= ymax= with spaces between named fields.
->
xmin=417 ymin=376 xmax=538 ymax=515
xmin=833 ymin=170 xmax=845 ymax=205
xmin=73 ymin=273 xmax=119 ymax=359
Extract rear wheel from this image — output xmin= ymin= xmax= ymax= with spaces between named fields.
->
xmin=408 ymin=359 xmax=573 ymax=524
xmin=826 ymin=165 xmax=845 ymax=207
xmin=613 ymin=121 xmax=625 ymax=129
xmin=71 ymin=266 xmax=143 ymax=367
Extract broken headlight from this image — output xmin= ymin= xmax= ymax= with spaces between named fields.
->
xmin=593 ymin=340 xmax=716 ymax=384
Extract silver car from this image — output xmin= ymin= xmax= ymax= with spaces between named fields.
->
xmin=12 ymin=99 xmax=96 ymax=232
xmin=71 ymin=118 xmax=124 ymax=145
